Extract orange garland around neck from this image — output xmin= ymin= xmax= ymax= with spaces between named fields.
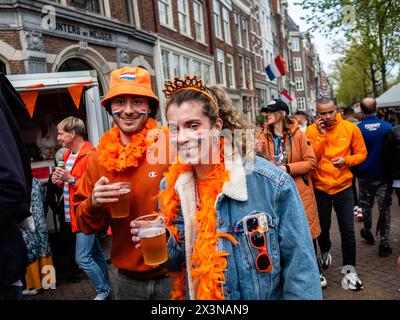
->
xmin=159 ymin=146 xmax=238 ymax=300
xmin=97 ymin=118 xmax=160 ymax=172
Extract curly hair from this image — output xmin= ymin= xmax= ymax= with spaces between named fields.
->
xmin=165 ymin=84 xmax=255 ymax=160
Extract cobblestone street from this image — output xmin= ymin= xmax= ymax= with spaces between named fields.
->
xmin=26 ymin=193 xmax=400 ymax=301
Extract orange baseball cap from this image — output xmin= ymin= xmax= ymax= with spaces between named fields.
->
xmin=101 ymin=67 xmax=159 ymax=110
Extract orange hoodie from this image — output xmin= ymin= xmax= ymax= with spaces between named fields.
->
xmin=306 ymin=114 xmax=367 ymax=195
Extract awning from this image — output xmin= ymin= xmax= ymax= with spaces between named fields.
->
xmin=377 ymin=83 xmax=400 ymax=108
xmin=6 ymin=70 xmax=99 ymax=117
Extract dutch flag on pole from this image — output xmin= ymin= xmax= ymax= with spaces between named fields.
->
xmin=265 ymin=55 xmax=287 ymax=81
xmin=120 ymin=72 xmax=136 ymax=80
xmin=279 ymin=89 xmax=293 ymax=105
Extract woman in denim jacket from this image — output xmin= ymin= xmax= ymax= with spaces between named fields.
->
xmin=131 ymin=77 xmax=322 ymax=300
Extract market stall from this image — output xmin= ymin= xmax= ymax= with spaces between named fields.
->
xmin=6 ymin=70 xmax=110 ymax=231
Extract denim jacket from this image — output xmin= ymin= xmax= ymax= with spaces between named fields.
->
xmin=161 ymin=155 xmax=322 ymax=300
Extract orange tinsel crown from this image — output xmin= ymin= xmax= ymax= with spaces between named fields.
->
xmin=162 ymin=76 xmax=219 ymax=109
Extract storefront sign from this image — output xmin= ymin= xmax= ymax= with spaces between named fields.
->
xmin=54 ymin=20 xmax=112 ymax=42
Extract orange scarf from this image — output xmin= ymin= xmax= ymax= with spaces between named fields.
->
xmin=97 ymin=118 xmax=161 ymax=172
xmin=159 ymin=149 xmax=238 ymax=300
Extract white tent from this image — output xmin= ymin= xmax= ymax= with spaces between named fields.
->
xmin=377 ymin=83 xmax=400 ymax=108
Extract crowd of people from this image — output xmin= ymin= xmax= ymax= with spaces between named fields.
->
xmin=1 ymin=66 xmax=400 ymax=301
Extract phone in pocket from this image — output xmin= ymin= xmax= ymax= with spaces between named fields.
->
xmin=242 ymin=213 xmax=268 ymax=234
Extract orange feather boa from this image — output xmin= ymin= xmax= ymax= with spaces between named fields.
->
xmin=97 ymin=118 xmax=166 ymax=172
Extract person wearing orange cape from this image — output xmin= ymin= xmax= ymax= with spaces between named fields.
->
xmin=131 ymin=77 xmax=322 ymax=300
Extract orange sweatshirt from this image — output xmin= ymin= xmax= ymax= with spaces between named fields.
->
xmin=72 ymin=144 xmax=170 ymax=274
xmin=306 ymin=114 xmax=367 ymax=195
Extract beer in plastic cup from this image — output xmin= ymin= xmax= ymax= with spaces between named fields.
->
xmin=134 ymin=214 xmax=168 ymax=265
xmin=109 ymin=182 xmax=131 ymax=218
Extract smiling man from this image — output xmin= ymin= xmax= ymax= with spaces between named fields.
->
xmin=306 ymin=97 xmax=367 ymax=292
xmin=72 ymin=67 xmax=172 ymax=300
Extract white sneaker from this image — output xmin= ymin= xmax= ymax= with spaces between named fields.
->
xmin=320 ymin=274 xmax=328 ymax=289
xmin=94 ymin=289 xmax=112 ymax=300
xmin=342 ymin=272 xmax=364 ymax=291
xmin=319 ymin=252 xmax=332 ymax=269
xmin=22 ymin=288 xmax=38 ymax=296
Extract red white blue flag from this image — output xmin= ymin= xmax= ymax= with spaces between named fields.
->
xmin=279 ymin=89 xmax=293 ymax=105
xmin=265 ymin=55 xmax=287 ymax=81
xmin=120 ymin=71 xmax=136 ymax=80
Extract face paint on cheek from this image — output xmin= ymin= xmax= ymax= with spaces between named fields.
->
xmin=113 ymin=111 xmax=120 ymax=117
xmin=138 ymin=110 xmax=147 ymax=117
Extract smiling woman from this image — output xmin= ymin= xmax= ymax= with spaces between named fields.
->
xmin=130 ymin=76 xmax=323 ymax=301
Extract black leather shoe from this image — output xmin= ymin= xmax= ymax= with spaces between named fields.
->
xmin=379 ymin=243 xmax=392 ymax=257
xmin=360 ymin=228 xmax=375 ymax=245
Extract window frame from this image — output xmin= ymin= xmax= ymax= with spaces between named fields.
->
xmin=242 ymin=17 xmax=250 ymax=50
xmin=226 ymin=54 xmax=235 ymax=88
xmin=222 ymin=5 xmax=232 ymax=45
xmin=293 ymin=57 xmax=302 ymax=71
xmin=177 ymin=0 xmax=191 ymax=37
xmin=158 ymin=0 xmax=174 ymax=29
xmin=193 ymin=1 xmax=205 ymax=43
xmin=213 ymin=0 xmax=223 ymax=40
xmin=295 ymin=77 xmax=304 ymax=91
xmin=291 ymin=37 xmax=300 ymax=52
xmin=233 ymin=11 xmax=242 ymax=47
xmin=217 ymin=49 xmax=226 ymax=86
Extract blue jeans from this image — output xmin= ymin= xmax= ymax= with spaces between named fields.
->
xmin=315 ymin=187 xmax=356 ymax=267
xmin=75 ymin=232 xmax=110 ymax=295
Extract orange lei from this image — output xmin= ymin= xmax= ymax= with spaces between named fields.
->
xmin=97 ymin=118 xmax=162 ymax=172
xmin=159 ymin=151 xmax=238 ymax=300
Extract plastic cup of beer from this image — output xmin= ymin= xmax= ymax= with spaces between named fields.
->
xmin=133 ymin=214 xmax=168 ymax=266
xmin=109 ymin=182 xmax=131 ymax=219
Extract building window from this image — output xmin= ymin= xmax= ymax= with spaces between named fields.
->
xmin=172 ymin=53 xmax=180 ymax=77
xmin=125 ymin=0 xmax=136 ymax=25
xmin=193 ymin=1 xmax=205 ymax=43
xmin=297 ymin=97 xmax=306 ymax=110
xmin=71 ymin=0 xmax=104 ymax=14
xmin=293 ymin=57 xmax=302 ymax=71
xmin=246 ymin=58 xmax=252 ymax=89
xmin=295 ymin=77 xmax=304 ymax=91
xmin=178 ymin=0 xmax=191 ymax=36
xmin=203 ymin=64 xmax=210 ymax=84
xmin=222 ymin=6 xmax=231 ymax=45
xmin=182 ymin=57 xmax=190 ymax=77
xmin=233 ymin=12 xmax=242 ymax=46
xmin=238 ymin=55 xmax=245 ymax=88
xmin=242 ymin=17 xmax=249 ymax=49
xmin=193 ymin=60 xmax=202 ymax=78
xmin=227 ymin=54 xmax=235 ymax=88
xmin=158 ymin=0 xmax=173 ymax=28
xmin=217 ymin=49 xmax=226 ymax=86
xmin=213 ymin=0 xmax=222 ymax=39
xmin=161 ymin=49 xmax=170 ymax=81
xmin=291 ymin=37 xmax=300 ymax=51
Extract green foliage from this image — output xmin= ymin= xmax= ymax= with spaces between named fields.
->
xmin=299 ymin=0 xmax=400 ymax=96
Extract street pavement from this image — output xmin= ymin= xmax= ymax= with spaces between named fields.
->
xmin=26 ymin=192 xmax=400 ymax=300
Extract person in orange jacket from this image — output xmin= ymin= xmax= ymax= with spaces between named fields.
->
xmin=72 ymin=67 xmax=173 ymax=300
xmin=306 ymin=97 xmax=367 ymax=291
xmin=51 ymin=117 xmax=110 ymax=300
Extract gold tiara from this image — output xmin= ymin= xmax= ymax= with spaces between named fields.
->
xmin=162 ymin=76 xmax=218 ymax=109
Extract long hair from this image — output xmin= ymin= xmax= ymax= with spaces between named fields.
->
xmin=165 ymin=84 xmax=255 ymax=160
xmin=267 ymin=111 xmax=292 ymax=135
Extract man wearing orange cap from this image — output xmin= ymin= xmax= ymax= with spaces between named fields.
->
xmin=73 ymin=67 xmax=172 ymax=300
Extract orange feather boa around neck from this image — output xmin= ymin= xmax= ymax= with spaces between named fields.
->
xmin=97 ymin=118 xmax=166 ymax=172
xmin=159 ymin=146 xmax=239 ymax=300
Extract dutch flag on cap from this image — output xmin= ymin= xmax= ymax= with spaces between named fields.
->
xmin=120 ymin=71 xmax=136 ymax=80
xmin=265 ymin=55 xmax=287 ymax=81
